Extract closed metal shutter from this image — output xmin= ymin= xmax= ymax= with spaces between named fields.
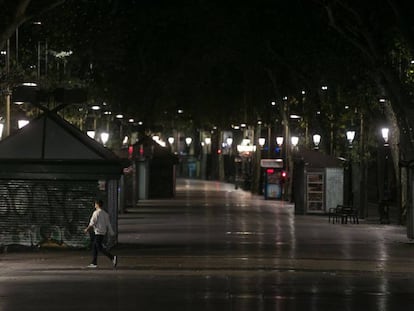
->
xmin=0 ymin=180 xmax=97 ymax=249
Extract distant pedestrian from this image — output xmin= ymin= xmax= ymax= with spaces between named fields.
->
xmin=84 ymin=199 xmax=117 ymax=268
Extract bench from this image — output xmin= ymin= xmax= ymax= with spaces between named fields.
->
xmin=328 ymin=205 xmax=359 ymax=224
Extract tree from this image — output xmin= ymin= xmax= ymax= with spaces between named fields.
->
xmin=0 ymin=0 xmax=65 ymax=49
xmin=0 ymin=0 xmax=66 ymax=136
xmin=317 ymin=0 xmax=414 ymax=222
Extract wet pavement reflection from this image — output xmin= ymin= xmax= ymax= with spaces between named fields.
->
xmin=1 ymin=179 xmax=414 ymax=310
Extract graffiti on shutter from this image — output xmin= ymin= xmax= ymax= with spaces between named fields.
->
xmin=0 ymin=180 xmax=97 ymax=249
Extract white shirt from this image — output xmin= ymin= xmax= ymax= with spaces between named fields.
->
xmin=89 ymin=208 xmax=114 ymax=236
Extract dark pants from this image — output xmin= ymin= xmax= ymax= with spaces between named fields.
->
xmin=91 ymin=233 xmax=114 ymax=265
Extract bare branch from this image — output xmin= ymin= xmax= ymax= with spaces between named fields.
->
xmin=323 ymin=3 xmax=375 ymax=62
xmin=15 ymin=0 xmax=31 ymax=20
xmin=387 ymin=0 xmax=414 ymax=53
xmin=0 ymin=0 xmax=66 ymax=49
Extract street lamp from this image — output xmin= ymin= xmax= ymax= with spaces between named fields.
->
xmin=226 ymin=137 xmax=233 ymax=147
xmin=258 ymin=137 xmax=266 ymax=148
xmin=346 ymin=130 xmax=355 ymax=207
xmin=18 ymin=119 xmax=29 ymax=129
xmin=168 ymin=136 xmax=175 ymax=153
xmin=226 ymin=137 xmax=233 ymax=157
xmin=313 ymin=134 xmax=321 ymax=150
xmin=87 ymin=130 xmax=96 ymax=139
xmin=346 ymin=130 xmax=355 ymax=146
xmin=276 ymin=136 xmax=284 ymax=147
xmin=380 ymin=127 xmax=390 ymax=223
xmin=381 ymin=128 xmax=389 ymax=146
xmin=275 ymin=136 xmax=284 ymax=159
xmin=100 ymin=132 xmax=109 ymax=146
xmin=185 ymin=137 xmax=192 ymax=146
xmin=291 ymin=136 xmax=299 ymax=149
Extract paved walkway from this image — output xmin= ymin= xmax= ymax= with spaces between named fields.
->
xmin=1 ymin=179 xmax=414 ymax=310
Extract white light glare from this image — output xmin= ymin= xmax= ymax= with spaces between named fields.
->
xmin=291 ymin=136 xmax=299 ymax=146
xmin=346 ymin=130 xmax=356 ymax=144
xmin=87 ymin=130 xmax=95 ymax=139
xmin=313 ymin=134 xmax=321 ymax=146
xmin=258 ymin=137 xmax=266 ymax=147
xmin=100 ymin=132 xmax=109 ymax=145
xmin=122 ymin=136 xmax=129 ymax=145
xmin=381 ymin=128 xmax=389 ymax=144
xmin=276 ymin=137 xmax=284 ymax=146
xmin=18 ymin=120 xmax=29 ymax=129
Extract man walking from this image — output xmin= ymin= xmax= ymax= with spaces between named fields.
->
xmin=84 ymin=199 xmax=117 ymax=268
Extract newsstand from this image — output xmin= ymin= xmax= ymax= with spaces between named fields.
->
xmin=0 ymin=112 xmax=124 ymax=250
xmin=261 ymin=159 xmax=285 ymax=200
xmin=292 ymin=149 xmax=343 ymax=215
xmin=125 ymin=136 xmax=178 ymax=207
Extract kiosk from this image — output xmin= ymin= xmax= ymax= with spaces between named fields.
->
xmin=261 ymin=159 xmax=285 ymax=200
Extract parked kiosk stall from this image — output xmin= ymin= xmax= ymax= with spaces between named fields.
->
xmin=292 ymin=150 xmax=343 ymax=215
xmin=0 ymin=112 xmax=124 ymax=250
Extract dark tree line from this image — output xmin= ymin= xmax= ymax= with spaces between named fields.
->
xmin=2 ymin=0 xmax=414 ymax=220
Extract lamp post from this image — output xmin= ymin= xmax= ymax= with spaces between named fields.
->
xmin=346 ymin=130 xmax=355 ymax=207
xmin=168 ymin=136 xmax=175 ymax=153
xmin=291 ymin=136 xmax=299 ymax=151
xmin=226 ymin=137 xmax=233 ymax=154
xmin=276 ymin=136 xmax=283 ymax=157
xmin=5 ymin=89 xmax=11 ymax=137
xmin=185 ymin=137 xmax=192 ymax=155
xmin=380 ymin=127 xmax=390 ymax=224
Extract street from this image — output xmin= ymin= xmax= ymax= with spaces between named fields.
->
xmin=1 ymin=178 xmax=414 ymax=311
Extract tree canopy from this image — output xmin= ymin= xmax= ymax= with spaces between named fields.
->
xmin=2 ymin=0 xmax=414 ymax=159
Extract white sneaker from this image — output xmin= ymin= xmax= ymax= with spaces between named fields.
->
xmin=87 ymin=263 xmax=97 ymax=268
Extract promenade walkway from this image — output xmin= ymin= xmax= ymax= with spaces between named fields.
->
xmin=1 ymin=179 xmax=414 ymax=310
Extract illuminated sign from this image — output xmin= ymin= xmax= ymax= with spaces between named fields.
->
xmin=260 ymin=159 xmax=283 ymax=168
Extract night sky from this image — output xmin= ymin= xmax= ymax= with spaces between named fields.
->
xmin=33 ymin=1 xmax=338 ymax=125
xmin=5 ymin=0 xmax=412 ymax=132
